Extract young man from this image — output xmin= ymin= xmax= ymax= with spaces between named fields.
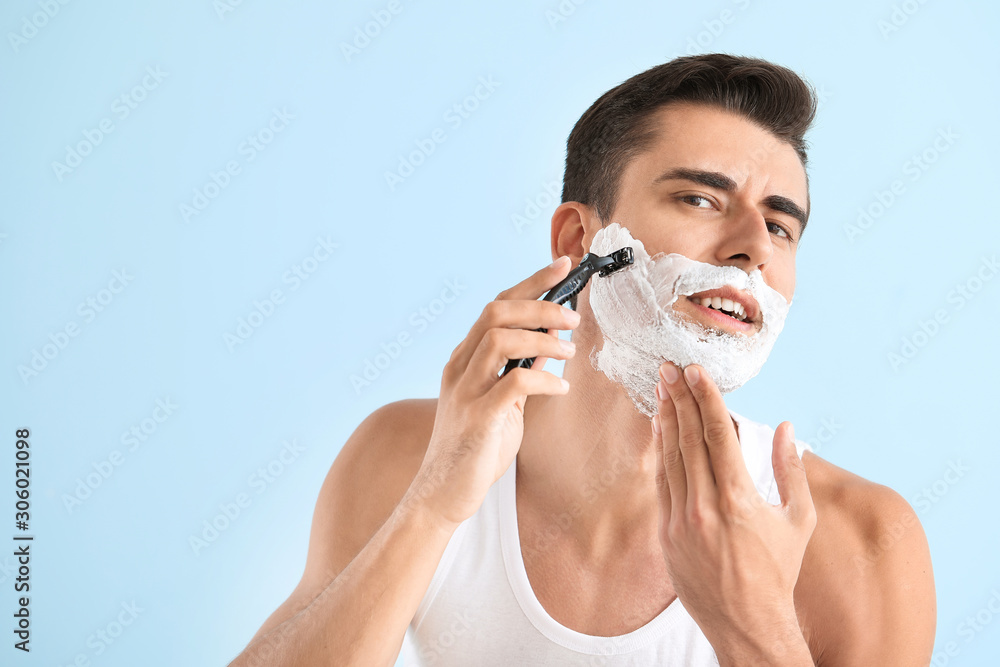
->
xmin=230 ymin=54 xmax=936 ymax=666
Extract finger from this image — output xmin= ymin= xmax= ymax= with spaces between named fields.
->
xmin=462 ymin=328 xmax=575 ymax=396
xmin=453 ymin=299 xmax=579 ymax=376
xmin=498 ymin=255 xmax=573 ymax=301
xmin=771 ymin=421 xmax=815 ymax=526
xmin=530 ymin=323 xmax=565 ymax=374
xmin=483 ymin=366 xmax=569 ymax=412
xmin=449 ymin=257 xmax=577 ymax=374
xmin=654 ymin=418 xmax=670 ymax=517
xmin=661 ymin=362 xmax=717 ymax=504
xmin=655 ymin=373 xmax=687 ymax=513
xmin=682 ymin=364 xmax=755 ymax=495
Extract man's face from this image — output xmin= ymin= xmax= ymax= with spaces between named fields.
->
xmin=584 ymin=102 xmax=808 ymax=336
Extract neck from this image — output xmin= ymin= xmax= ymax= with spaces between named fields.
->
xmin=516 ymin=314 xmax=740 ymax=564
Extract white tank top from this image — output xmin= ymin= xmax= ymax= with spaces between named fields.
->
xmin=404 ymin=411 xmax=812 ymax=666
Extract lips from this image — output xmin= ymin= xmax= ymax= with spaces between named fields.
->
xmin=678 ymin=285 xmax=761 ymax=334
xmin=689 ymin=285 xmax=759 ymax=321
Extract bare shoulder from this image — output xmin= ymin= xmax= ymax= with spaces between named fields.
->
xmin=796 ymin=451 xmax=936 ymax=665
xmin=323 ymin=398 xmax=438 ymax=517
xmin=305 ymin=398 xmax=439 ymax=578
xmin=246 ymin=398 xmax=438 ymax=643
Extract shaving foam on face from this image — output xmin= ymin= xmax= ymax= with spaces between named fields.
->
xmin=587 ymin=222 xmax=791 ymax=417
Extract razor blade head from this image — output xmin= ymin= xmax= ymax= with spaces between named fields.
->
xmin=598 ymin=246 xmax=634 ymax=276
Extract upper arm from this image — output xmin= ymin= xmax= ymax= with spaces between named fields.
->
xmin=821 ymin=484 xmax=937 ymax=665
xmin=246 ymin=398 xmax=435 ymax=644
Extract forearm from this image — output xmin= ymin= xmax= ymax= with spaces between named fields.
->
xmin=231 ymin=490 xmax=458 ymax=667
xmin=710 ymin=607 xmax=814 ymax=667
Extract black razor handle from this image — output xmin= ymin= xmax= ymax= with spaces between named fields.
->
xmin=500 ymin=247 xmax=633 ymax=377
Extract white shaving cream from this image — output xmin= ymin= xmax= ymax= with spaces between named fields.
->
xmin=587 ymin=222 xmax=791 ymax=417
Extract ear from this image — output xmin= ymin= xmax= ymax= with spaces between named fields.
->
xmin=551 ymin=202 xmax=598 ymax=265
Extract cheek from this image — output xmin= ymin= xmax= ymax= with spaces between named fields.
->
xmin=625 ymin=214 xmax=707 ymax=258
xmin=764 ymin=263 xmax=795 ymax=302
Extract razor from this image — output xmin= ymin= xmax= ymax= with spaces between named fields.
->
xmin=501 ymin=246 xmax=634 ymax=377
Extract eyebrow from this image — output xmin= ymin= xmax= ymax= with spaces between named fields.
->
xmin=653 ymin=167 xmax=808 ymax=234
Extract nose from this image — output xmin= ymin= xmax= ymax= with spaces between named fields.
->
xmin=715 ymin=202 xmax=773 ymax=272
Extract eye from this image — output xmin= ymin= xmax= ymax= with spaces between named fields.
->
xmin=679 ymin=195 xmax=714 ymax=209
xmin=767 ymin=221 xmax=791 ymax=239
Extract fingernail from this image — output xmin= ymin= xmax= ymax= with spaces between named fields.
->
xmin=651 ymin=415 xmax=661 ymax=435
xmin=661 ymin=363 xmax=679 ymax=384
xmin=656 ymin=379 xmax=667 ymax=401
xmin=683 ymin=366 xmax=700 ymax=386
xmin=549 ymin=255 xmax=569 ymax=269
xmin=559 ymin=339 xmax=575 ymax=354
xmin=560 ymin=378 xmax=570 ymax=391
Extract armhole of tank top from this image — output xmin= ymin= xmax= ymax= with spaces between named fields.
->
xmin=766 ymin=437 xmax=814 ymax=505
xmin=410 ymin=518 xmax=470 ymax=633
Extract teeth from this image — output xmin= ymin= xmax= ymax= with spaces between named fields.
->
xmin=696 ymin=295 xmax=749 ymax=322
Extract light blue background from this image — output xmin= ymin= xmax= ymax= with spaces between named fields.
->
xmin=1 ymin=1 xmax=997 ymax=665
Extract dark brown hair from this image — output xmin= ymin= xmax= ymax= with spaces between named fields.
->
xmin=562 ymin=53 xmax=818 ymax=224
